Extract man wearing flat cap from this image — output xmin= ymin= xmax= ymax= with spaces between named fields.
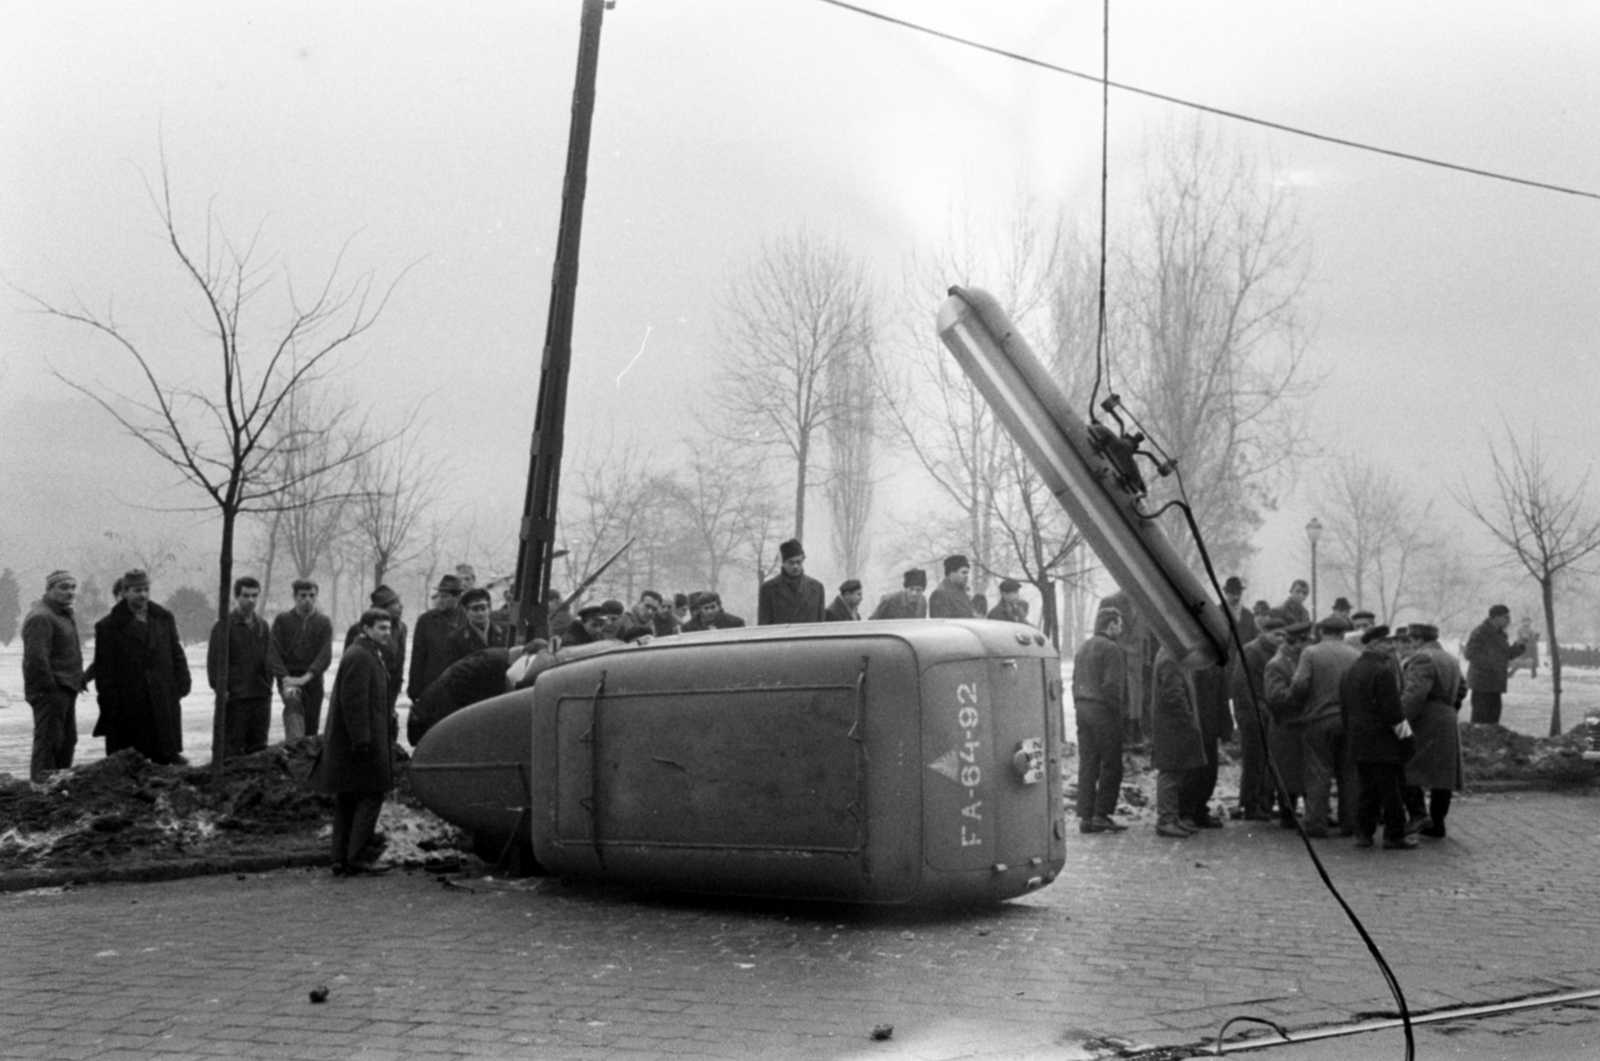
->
xmin=758 ymin=538 xmax=826 ymax=626
xmin=346 ymin=585 xmax=407 ymax=715
xmin=870 ymin=569 xmax=929 ymax=620
xmin=1340 ymin=625 xmax=1416 ymax=849
xmin=92 ymin=569 xmax=190 ymax=765
xmin=928 ymin=554 xmax=974 ymax=619
xmin=825 ymin=579 xmax=864 ymax=622
xmin=446 ymin=587 xmax=512 ymax=664
xmin=561 ymin=603 xmax=609 ymax=646
xmin=1463 ymin=603 xmax=1524 ymax=725
xmin=23 ymin=570 xmax=85 ymax=781
xmin=1073 ymin=607 xmax=1128 ymax=833
xmin=1290 ymin=613 xmax=1361 ymax=837
xmin=1263 ymin=620 xmax=1313 ymax=827
xmin=408 ymin=574 xmax=465 ymax=705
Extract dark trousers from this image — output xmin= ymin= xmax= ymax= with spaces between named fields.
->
xmin=223 ymin=695 xmax=271 ymax=757
xmin=1303 ymin=716 xmax=1354 ymax=833
xmin=1469 ymin=690 xmax=1503 ymax=725
xmin=1404 ymin=785 xmax=1454 ymax=825
xmin=1075 ymin=702 xmax=1125 ymax=820
xmin=331 ymin=791 xmax=386 ymax=866
xmin=30 ymin=690 xmax=78 ymax=782
xmin=1236 ymin=710 xmax=1271 ymax=814
xmin=1180 ymin=734 xmax=1220 ymax=820
xmin=1356 ymin=761 xmax=1407 ymax=841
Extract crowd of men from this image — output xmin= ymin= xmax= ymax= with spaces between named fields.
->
xmin=1071 ymin=574 xmax=1531 ymax=850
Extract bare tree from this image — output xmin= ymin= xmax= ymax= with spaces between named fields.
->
xmin=1118 ymin=123 xmax=1319 ymax=572
xmin=271 ymin=387 xmax=368 ymax=585
xmin=22 ymin=156 xmax=404 ymax=774
xmin=824 ymin=343 xmax=876 ymax=579
xmin=1457 ymin=425 xmax=1600 ymax=735
xmin=665 ymin=441 xmax=779 ymax=597
xmin=877 ymin=196 xmax=1087 ymax=642
xmin=556 ymin=443 xmax=655 ymax=602
xmin=1318 ymin=456 xmax=1435 ymax=620
xmin=710 ymin=229 xmax=876 ymax=541
xmin=350 ymin=427 xmax=444 ymax=589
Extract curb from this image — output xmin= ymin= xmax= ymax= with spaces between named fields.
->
xmin=0 ymin=847 xmax=330 ymax=894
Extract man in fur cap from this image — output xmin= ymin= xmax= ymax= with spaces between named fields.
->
xmin=757 ymin=538 xmax=826 ymax=625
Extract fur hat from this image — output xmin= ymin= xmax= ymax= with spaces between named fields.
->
xmin=1410 ymin=623 xmax=1440 ymax=642
xmin=121 ymin=569 xmax=151 ymax=590
xmin=943 ymin=554 xmax=970 ymax=575
xmin=779 ymin=538 xmax=804 ymax=561
xmin=903 ymin=569 xmax=927 ymax=589
xmin=1489 ymin=603 xmax=1511 ymax=618
xmin=46 ymin=569 xmax=75 ymax=590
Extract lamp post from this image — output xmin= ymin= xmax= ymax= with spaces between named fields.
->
xmin=1305 ymin=517 xmax=1323 ymax=618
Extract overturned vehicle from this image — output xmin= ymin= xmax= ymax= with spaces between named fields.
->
xmin=410 ymin=619 xmax=1067 ymax=905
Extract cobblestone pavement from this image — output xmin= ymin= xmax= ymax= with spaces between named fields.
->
xmin=3 ymin=788 xmax=1598 ymax=1060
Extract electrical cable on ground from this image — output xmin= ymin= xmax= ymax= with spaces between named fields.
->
xmin=812 ymin=0 xmax=1600 ymax=203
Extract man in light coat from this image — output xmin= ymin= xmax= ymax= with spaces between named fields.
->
xmin=1401 ymin=622 xmax=1466 ymax=838
xmin=1290 ymin=613 xmax=1361 ymax=837
xmin=23 ymin=570 xmax=84 ymax=781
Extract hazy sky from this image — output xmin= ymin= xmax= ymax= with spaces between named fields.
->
xmin=3 ymin=1 xmax=1598 ymax=617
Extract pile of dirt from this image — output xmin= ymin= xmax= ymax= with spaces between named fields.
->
xmin=1459 ymin=721 xmax=1598 ymax=786
xmin=0 ymin=738 xmax=474 ymax=884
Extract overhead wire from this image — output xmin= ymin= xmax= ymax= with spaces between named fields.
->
xmin=1088 ymin=0 xmax=1111 ymax=422
xmin=812 ymin=0 xmax=1600 ymax=203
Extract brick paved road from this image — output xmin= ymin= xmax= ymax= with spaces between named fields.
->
xmin=3 ymin=788 xmax=1597 ymax=1060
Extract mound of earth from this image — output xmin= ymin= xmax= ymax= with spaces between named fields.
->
xmin=0 ymin=738 xmax=473 ymax=886
xmin=1459 ymin=721 xmax=1597 ymax=785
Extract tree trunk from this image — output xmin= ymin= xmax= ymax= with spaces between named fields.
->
xmin=1038 ymin=576 xmax=1059 ymax=648
xmin=211 ymin=506 xmax=237 ymax=786
xmin=1543 ymin=577 xmax=1562 ymax=737
xmin=793 ymin=432 xmax=809 ymax=541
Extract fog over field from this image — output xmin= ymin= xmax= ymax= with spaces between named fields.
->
xmin=3 ymin=2 xmax=1598 ymax=636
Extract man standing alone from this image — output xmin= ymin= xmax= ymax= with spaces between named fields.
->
xmin=757 ymin=539 xmax=826 ymax=625
xmin=312 ymin=607 xmax=396 ymax=876
xmin=207 ymin=576 xmax=280 ymax=758
xmin=1073 ymin=608 xmax=1127 ymax=833
xmin=24 ymin=570 xmax=84 ymax=782
xmin=1463 ymin=604 xmax=1524 ymax=725
xmin=92 ymin=569 xmax=190 ymax=764
xmin=271 ymin=579 xmax=333 ymax=740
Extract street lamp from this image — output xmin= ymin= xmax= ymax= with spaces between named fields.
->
xmin=1305 ymin=517 xmax=1324 ymax=618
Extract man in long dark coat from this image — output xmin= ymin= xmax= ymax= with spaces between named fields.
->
xmin=92 ymin=569 xmax=190 ymax=764
xmin=1401 ymin=622 xmax=1466 ymax=838
xmin=1231 ymin=615 xmax=1285 ymax=820
xmin=313 ymin=607 xmax=396 ymax=876
xmin=1180 ymin=662 xmax=1232 ymax=829
xmin=1152 ymin=645 xmax=1208 ymax=838
xmin=987 ymin=579 xmax=1031 ymax=625
xmin=681 ymin=591 xmax=746 ymax=631
xmin=1463 ymin=604 xmax=1523 ymax=725
xmin=1340 ymin=626 xmax=1416 ymax=849
xmin=407 ymin=575 xmax=463 ymax=705
xmin=445 ymin=588 xmax=512 ymax=664
xmin=408 ymin=647 xmax=512 ymax=747
xmin=1263 ymin=621 xmax=1312 ymax=827
xmin=346 ymin=585 xmax=407 ymax=715
xmin=757 ymin=538 xmax=826 ymax=625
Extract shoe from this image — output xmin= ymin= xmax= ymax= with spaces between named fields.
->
xmin=1156 ymin=822 xmax=1192 ymax=839
xmin=1079 ymin=819 xmax=1098 ymax=834
xmin=343 ymin=861 xmax=393 ymax=876
xmin=1405 ymin=814 xmax=1429 ymax=836
xmin=1177 ymin=816 xmax=1201 ymax=832
xmin=1383 ymin=835 xmax=1420 ymax=850
xmin=1419 ymin=822 xmax=1446 ymax=839
xmin=331 ymin=862 xmax=349 ymax=877
xmin=1090 ymin=815 xmax=1128 ymax=833
xmin=1193 ymin=813 xmax=1226 ymax=829
xmin=1354 ymin=834 xmax=1374 ymax=848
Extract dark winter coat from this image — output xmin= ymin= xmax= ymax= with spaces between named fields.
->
xmin=444 ymin=620 xmax=511 ymax=666
xmin=408 ymin=647 xmax=512 ymax=746
xmin=757 ymin=573 xmax=826 ymax=625
xmin=869 ymin=590 xmax=926 ymax=620
xmin=22 ymin=598 xmax=83 ymax=703
xmin=681 ymin=610 xmax=746 ymax=632
xmin=408 ymin=607 xmax=463 ymax=702
xmin=1463 ymin=619 xmax=1524 ymax=694
xmin=1401 ymin=641 xmax=1465 ymax=791
xmin=346 ymin=619 xmax=406 ymax=711
xmin=987 ymin=598 xmax=1030 ymax=625
xmin=1193 ymin=663 xmax=1232 ymax=742
xmin=927 ymin=578 xmax=973 ymax=619
xmin=1263 ymin=643 xmax=1306 ymax=790
xmin=91 ymin=600 xmax=191 ymax=762
xmin=311 ymin=636 xmax=394 ymax=794
xmin=1151 ymin=648 xmax=1207 ymax=772
xmin=824 ymin=596 xmax=860 ymax=622
xmin=206 ymin=610 xmax=280 ymax=701
xmin=1231 ymin=636 xmax=1275 ymax=725
xmin=1339 ymin=647 xmax=1407 ymax=764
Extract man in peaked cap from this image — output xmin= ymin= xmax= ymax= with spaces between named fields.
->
xmin=1400 ymin=622 xmax=1467 ymax=839
xmin=1290 ymin=613 xmax=1361 ymax=837
xmin=928 ymin=554 xmax=974 ymax=619
xmin=1341 ymin=625 xmax=1417 ymax=850
xmin=1074 ymin=607 xmax=1128 ymax=833
xmin=986 ymin=579 xmax=1030 ymax=625
xmin=825 ymin=579 xmax=864 ymax=622
xmin=870 ymin=569 xmax=928 ymax=620
xmin=757 ymin=538 xmax=826 ymax=626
